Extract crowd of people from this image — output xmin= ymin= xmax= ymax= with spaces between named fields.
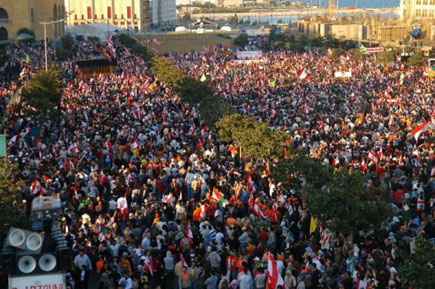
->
xmin=0 ymin=35 xmax=434 ymax=289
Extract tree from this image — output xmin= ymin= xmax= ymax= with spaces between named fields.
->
xmin=399 ymin=238 xmax=435 ymax=289
xmin=16 ymin=27 xmax=35 ymax=38
xmin=0 ymin=160 xmax=28 ymax=244
xmin=22 ymin=68 xmax=62 ymax=116
xmin=306 ymin=169 xmax=392 ymax=236
xmin=376 ymin=47 xmax=396 ymax=65
xmin=272 ymin=152 xmax=334 ymax=191
xmin=234 ymin=33 xmax=249 ymax=48
xmin=61 ymin=34 xmax=75 ymax=50
xmin=150 ymin=56 xmax=186 ymax=87
xmin=350 ymin=48 xmax=367 ymax=61
xmin=216 ymin=114 xmax=290 ymax=160
xmin=199 ymin=98 xmax=235 ymax=128
xmin=407 ymin=51 xmax=425 ymax=67
xmin=176 ymin=77 xmax=211 ymax=104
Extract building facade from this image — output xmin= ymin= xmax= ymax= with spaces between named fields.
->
xmin=0 ymin=0 xmax=64 ymax=41
xmin=65 ymin=0 xmax=151 ymax=32
xmin=400 ymin=0 xmax=435 ymax=21
xmin=150 ymin=0 xmax=176 ymax=28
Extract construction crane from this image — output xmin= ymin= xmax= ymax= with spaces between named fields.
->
xmin=329 ymin=0 xmax=336 ymax=18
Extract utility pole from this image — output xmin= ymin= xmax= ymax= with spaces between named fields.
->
xmin=40 ymin=19 xmax=65 ymax=71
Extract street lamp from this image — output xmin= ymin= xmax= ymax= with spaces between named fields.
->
xmin=40 ymin=18 xmax=65 ymax=71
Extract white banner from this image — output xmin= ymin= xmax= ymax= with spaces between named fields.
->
xmin=334 ymin=71 xmax=352 ymax=78
xmin=9 ymin=273 xmax=66 ymax=289
xmin=236 ymin=51 xmax=263 ymax=59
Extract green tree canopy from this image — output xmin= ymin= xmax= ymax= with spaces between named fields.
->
xmin=216 ymin=114 xmax=290 ymax=160
xmin=22 ymin=68 xmax=62 ymax=116
xmin=0 ymin=160 xmax=28 ymax=244
xmin=399 ymin=238 xmax=435 ymax=289
xmin=407 ymin=51 xmax=426 ymax=67
xmin=150 ymin=56 xmax=186 ymax=88
xmin=16 ymin=27 xmax=35 ymax=37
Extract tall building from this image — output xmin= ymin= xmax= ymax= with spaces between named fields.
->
xmin=0 ymin=0 xmax=65 ymax=41
xmin=150 ymin=0 xmax=176 ymax=28
xmin=65 ymin=0 xmax=151 ymax=32
xmin=400 ymin=0 xmax=435 ymax=21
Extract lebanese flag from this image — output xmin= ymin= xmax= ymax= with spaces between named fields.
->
xmin=332 ymin=155 xmax=340 ymax=167
xmin=284 ymin=149 xmax=289 ymax=159
xmin=131 ymin=137 xmax=140 ymax=150
xmin=212 ymin=187 xmax=224 ymax=202
xmin=248 ymin=192 xmax=255 ymax=210
xmin=253 ymin=203 xmax=265 ymax=218
xmin=356 ymin=279 xmax=370 ymax=289
xmin=266 ymin=253 xmax=284 ymax=289
xmin=367 ymin=151 xmax=378 ymax=166
xmin=297 ymin=67 xmax=309 ymax=80
xmin=180 ymin=253 xmax=189 ymax=268
xmin=143 ymin=255 xmax=154 ymax=276
xmin=162 ymin=193 xmax=173 ymax=205
xmin=30 ymin=179 xmax=44 ymax=196
xmin=361 ymin=158 xmax=367 ymax=173
xmin=8 ymin=134 xmax=18 ymax=146
xmin=99 ymin=169 xmax=106 ymax=185
xmin=68 ymin=142 xmax=79 ymax=154
xmin=247 ymin=174 xmax=253 ymax=194
xmin=186 ymin=220 xmax=193 ymax=239
xmin=411 ymin=121 xmax=429 ymax=141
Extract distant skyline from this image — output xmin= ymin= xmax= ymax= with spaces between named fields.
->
xmin=175 ymin=0 xmax=400 ymax=8
xmin=298 ymin=0 xmax=400 ymax=8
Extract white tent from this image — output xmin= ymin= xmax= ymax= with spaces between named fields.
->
xmin=67 ymin=23 xmax=126 ymax=40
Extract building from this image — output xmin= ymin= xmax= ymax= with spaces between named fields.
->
xmin=65 ymin=0 xmax=151 ymax=32
xmin=400 ymin=0 xmax=435 ymax=21
xmin=297 ymin=19 xmax=368 ymax=41
xmin=150 ymin=0 xmax=176 ymax=28
xmin=376 ymin=24 xmax=408 ymax=43
xmin=219 ymin=0 xmax=244 ymax=7
xmin=0 ymin=0 xmax=64 ymax=41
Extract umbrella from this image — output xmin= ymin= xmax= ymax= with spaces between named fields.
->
xmin=16 ymin=33 xmax=35 ymax=41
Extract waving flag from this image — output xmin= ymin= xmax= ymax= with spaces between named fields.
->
xmin=186 ymin=220 xmax=193 ymax=239
xmin=212 ymin=187 xmax=226 ymax=206
xmin=367 ymin=151 xmax=379 ymax=166
xmin=131 ymin=137 xmax=140 ymax=150
xmin=356 ymin=279 xmax=370 ymax=289
xmin=411 ymin=121 xmax=429 ymax=141
xmin=297 ymin=67 xmax=309 ymax=80
xmin=30 ymin=179 xmax=45 ymax=196
xmin=8 ymin=134 xmax=18 ymax=146
xmin=68 ymin=142 xmax=79 ymax=154
xmin=143 ymin=255 xmax=154 ymax=276
xmin=266 ymin=253 xmax=284 ymax=289
xmin=107 ymin=33 xmax=116 ymax=57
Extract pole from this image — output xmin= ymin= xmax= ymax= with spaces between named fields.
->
xmin=44 ymin=23 xmax=48 ymax=71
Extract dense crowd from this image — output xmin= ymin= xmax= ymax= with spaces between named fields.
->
xmin=1 ymin=36 xmax=434 ymax=289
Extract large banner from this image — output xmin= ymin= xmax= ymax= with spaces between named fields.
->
xmin=9 ymin=273 xmax=66 ymax=289
xmin=334 ymin=71 xmax=352 ymax=78
xmin=236 ymin=51 xmax=263 ymax=59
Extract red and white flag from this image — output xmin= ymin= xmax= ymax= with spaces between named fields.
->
xmin=212 ymin=187 xmax=223 ymax=202
xmin=367 ymin=151 xmax=379 ymax=166
xmin=297 ymin=67 xmax=309 ymax=80
xmin=186 ymin=220 xmax=193 ymax=239
xmin=266 ymin=253 xmax=284 ymax=289
xmin=411 ymin=121 xmax=429 ymax=141
xmin=162 ymin=193 xmax=173 ymax=205
xmin=180 ymin=253 xmax=189 ymax=268
xmin=8 ymin=135 xmax=18 ymax=146
xmin=252 ymin=203 xmax=265 ymax=218
xmin=30 ymin=179 xmax=45 ymax=196
xmin=68 ymin=142 xmax=79 ymax=154
xmin=131 ymin=137 xmax=140 ymax=150
xmin=356 ymin=279 xmax=370 ymax=289
xmin=332 ymin=155 xmax=340 ymax=167
xmin=143 ymin=255 xmax=154 ymax=275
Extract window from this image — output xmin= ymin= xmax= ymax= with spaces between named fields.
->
xmin=87 ymin=7 xmax=92 ymax=19
xmin=134 ymin=14 xmax=137 ymax=19
xmin=31 ymin=8 xmax=34 ymax=22
xmin=0 ymin=8 xmax=8 ymax=20
xmin=74 ymin=14 xmax=77 ymax=20
xmin=107 ymin=7 xmax=112 ymax=19
xmin=114 ymin=14 xmax=117 ymax=19
xmin=121 ymin=14 xmax=124 ymax=19
xmin=81 ymin=14 xmax=84 ymax=20
xmin=101 ymin=14 xmax=104 ymax=19
xmin=127 ymin=7 xmax=132 ymax=18
xmin=416 ymin=0 xmax=421 ymax=4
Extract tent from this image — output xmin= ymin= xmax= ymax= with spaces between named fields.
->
xmin=67 ymin=23 xmax=126 ymax=40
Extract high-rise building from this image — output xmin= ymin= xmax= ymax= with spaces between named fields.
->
xmin=0 ymin=0 xmax=65 ymax=41
xmin=65 ymin=0 xmax=151 ymax=32
xmin=150 ymin=0 xmax=176 ymax=28
xmin=400 ymin=0 xmax=435 ymax=21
